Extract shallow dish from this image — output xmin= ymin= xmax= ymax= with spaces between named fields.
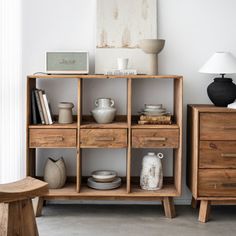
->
xmin=143 ymin=108 xmax=166 ymax=113
xmin=87 ymin=177 xmax=121 ymax=190
xmin=145 ymin=104 xmax=162 ymax=109
xmin=91 ymin=170 xmax=117 ymax=183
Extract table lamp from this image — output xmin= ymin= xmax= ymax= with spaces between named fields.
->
xmin=199 ymin=52 xmax=236 ymax=107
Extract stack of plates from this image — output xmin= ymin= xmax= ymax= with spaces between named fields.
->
xmin=139 ymin=104 xmax=169 ymax=116
xmin=87 ymin=170 xmax=121 ymax=190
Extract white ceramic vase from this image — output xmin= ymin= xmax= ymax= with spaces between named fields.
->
xmin=91 ymin=98 xmax=116 ymax=124
xmin=44 ymin=157 xmax=67 ymax=189
xmin=139 ymin=39 xmax=165 ymax=75
xmin=140 ymin=152 xmax=163 ymax=190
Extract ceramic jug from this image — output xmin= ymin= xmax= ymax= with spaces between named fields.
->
xmin=58 ymin=102 xmax=74 ymax=124
xmin=44 ymin=157 xmax=67 ymax=189
xmin=91 ymin=98 xmax=116 ymax=124
xmin=140 ymin=152 xmax=163 ymax=190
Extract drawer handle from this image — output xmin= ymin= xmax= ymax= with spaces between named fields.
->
xmin=44 ymin=136 xmax=64 ymax=142
xmin=95 ymin=137 xmax=115 ymax=141
xmin=222 ymin=183 xmax=236 ymax=188
xmin=144 ymin=137 xmax=167 ymax=142
xmin=223 ymin=126 xmax=236 ymax=130
xmin=221 ymin=153 xmax=236 ymax=158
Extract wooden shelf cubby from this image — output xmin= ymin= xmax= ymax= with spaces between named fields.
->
xmin=26 ymin=74 xmax=183 ymax=218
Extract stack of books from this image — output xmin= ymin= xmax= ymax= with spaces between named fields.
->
xmin=31 ymin=89 xmax=54 ymax=125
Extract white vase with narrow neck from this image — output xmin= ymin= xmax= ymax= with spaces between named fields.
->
xmin=140 ymin=152 xmax=164 ymax=190
xmin=91 ymin=98 xmax=116 ymax=124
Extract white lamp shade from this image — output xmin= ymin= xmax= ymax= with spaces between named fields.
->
xmin=199 ymin=52 xmax=236 ymax=74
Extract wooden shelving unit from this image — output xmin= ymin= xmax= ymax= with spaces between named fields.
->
xmin=26 ymin=74 xmax=183 ymax=218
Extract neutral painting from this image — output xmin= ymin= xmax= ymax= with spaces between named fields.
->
xmin=97 ymin=0 xmax=157 ymax=48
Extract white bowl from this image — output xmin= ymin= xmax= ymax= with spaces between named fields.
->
xmin=91 ymin=170 xmax=117 ymax=183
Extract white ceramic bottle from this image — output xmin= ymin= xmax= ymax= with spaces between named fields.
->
xmin=140 ymin=152 xmax=163 ymax=190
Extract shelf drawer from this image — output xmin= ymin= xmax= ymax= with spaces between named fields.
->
xmin=29 ymin=129 xmax=77 ymax=148
xmin=199 ymin=169 xmax=236 ymax=197
xmin=200 ymin=113 xmax=236 ymax=140
xmin=199 ymin=141 xmax=236 ymax=168
xmin=80 ymin=129 xmax=127 ymax=148
xmin=132 ymin=129 xmax=179 ymax=148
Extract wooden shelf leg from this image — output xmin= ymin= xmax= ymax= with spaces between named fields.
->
xmin=163 ymin=197 xmax=176 ymax=218
xmin=191 ymin=196 xmax=199 ymax=209
xmin=199 ymin=200 xmax=211 ymax=223
xmin=33 ymin=197 xmax=44 ymax=217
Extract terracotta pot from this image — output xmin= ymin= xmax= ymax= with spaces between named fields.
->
xmin=44 ymin=157 xmax=67 ymax=189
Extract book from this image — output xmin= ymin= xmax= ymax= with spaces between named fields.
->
xmin=43 ymin=93 xmax=53 ymax=124
xmin=104 ymin=69 xmax=137 ymax=75
xmin=34 ymin=89 xmax=45 ymax=124
xmin=38 ymin=90 xmax=49 ymax=125
xmin=31 ymin=90 xmax=38 ymax=124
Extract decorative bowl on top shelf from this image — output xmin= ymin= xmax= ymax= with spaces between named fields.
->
xmin=91 ymin=170 xmax=117 ymax=183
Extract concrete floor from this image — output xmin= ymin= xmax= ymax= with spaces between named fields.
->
xmin=37 ymin=204 xmax=236 ymax=236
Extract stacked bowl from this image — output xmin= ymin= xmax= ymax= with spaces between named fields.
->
xmin=87 ymin=170 xmax=121 ymax=190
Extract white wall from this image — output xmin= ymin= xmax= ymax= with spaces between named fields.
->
xmin=22 ymin=0 xmax=236 ymax=204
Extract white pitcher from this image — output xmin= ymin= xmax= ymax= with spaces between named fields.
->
xmin=140 ymin=152 xmax=163 ymax=190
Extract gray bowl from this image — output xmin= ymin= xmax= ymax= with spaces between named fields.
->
xmin=87 ymin=177 xmax=121 ymax=190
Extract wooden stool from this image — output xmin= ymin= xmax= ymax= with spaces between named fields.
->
xmin=0 ymin=177 xmax=48 ymax=236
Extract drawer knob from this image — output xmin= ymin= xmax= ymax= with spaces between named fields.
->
xmin=95 ymin=137 xmax=115 ymax=141
xmin=144 ymin=137 xmax=167 ymax=142
xmin=221 ymin=153 xmax=236 ymax=158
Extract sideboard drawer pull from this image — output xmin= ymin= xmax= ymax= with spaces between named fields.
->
xmin=222 ymin=183 xmax=236 ymax=188
xmin=144 ymin=137 xmax=167 ymax=142
xmin=95 ymin=137 xmax=115 ymax=142
xmin=221 ymin=153 xmax=236 ymax=158
xmin=45 ymin=136 xmax=64 ymax=142
xmin=223 ymin=126 xmax=236 ymax=130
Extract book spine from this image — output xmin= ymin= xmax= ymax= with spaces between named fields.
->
xmin=43 ymin=93 xmax=53 ymax=125
xmin=38 ymin=90 xmax=49 ymax=125
xmin=34 ymin=90 xmax=45 ymax=124
xmin=31 ymin=89 xmax=38 ymax=124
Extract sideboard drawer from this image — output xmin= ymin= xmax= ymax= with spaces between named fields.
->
xmin=199 ymin=141 xmax=236 ymax=168
xmin=132 ymin=129 xmax=179 ymax=148
xmin=29 ymin=129 xmax=77 ymax=148
xmin=80 ymin=129 xmax=127 ymax=148
xmin=200 ymin=113 xmax=236 ymax=140
xmin=199 ymin=169 xmax=236 ymax=197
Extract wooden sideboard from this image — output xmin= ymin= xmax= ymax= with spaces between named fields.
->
xmin=26 ymin=74 xmax=183 ymax=218
xmin=187 ymin=104 xmax=236 ymax=222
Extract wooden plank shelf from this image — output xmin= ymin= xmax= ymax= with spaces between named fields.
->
xmin=43 ymin=183 xmax=177 ymax=199
xmin=80 ymin=122 xmax=128 ymax=129
xmin=131 ymin=124 xmax=179 ymax=129
xmin=29 ymin=122 xmax=77 ymax=129
xmin=28 ymin=74 xmax=182 ymax=79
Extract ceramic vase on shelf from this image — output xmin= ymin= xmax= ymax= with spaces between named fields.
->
xmin=44 ymin=157 xmax=67 ymax=189
xmin=140 ymin=152 xmax=164 ymax=190
xmin=91 ymin=98 xmax=116 ymax=124
xmin=58 ymin=102 xmax=74 ymax=124
xmin=139 ymin=39 xmax=165 ymax=75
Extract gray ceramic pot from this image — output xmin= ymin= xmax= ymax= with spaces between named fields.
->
xmin=44 ymin=157 xmax=67 ymax=189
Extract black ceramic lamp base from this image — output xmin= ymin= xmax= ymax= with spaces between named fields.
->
xmin=207 ymin=77 xmax=236 ymax=107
